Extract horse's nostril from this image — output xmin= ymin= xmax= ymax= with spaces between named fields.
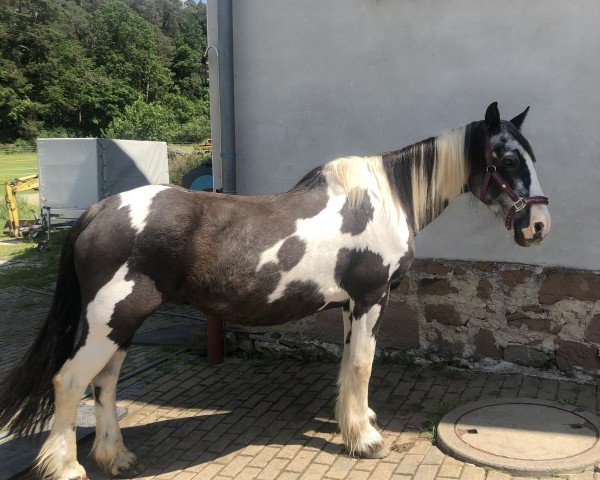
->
xmin=534 ymin=222 xmax=544 ymax=234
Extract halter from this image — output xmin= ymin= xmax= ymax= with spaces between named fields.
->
xmin=479 ymin=134 xmax=549 ymax=230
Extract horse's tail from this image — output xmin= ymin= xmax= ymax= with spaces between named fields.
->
xmin=0 ymin=206 xmax=97 ymax=437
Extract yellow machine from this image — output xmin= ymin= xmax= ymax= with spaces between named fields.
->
xmin=4 ymin=174 xmax=39 ymax=237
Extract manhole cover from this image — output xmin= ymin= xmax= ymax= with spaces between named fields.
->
xmin=437 ymin=398 xmax=600 ymax=475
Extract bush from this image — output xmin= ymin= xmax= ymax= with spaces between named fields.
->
xmin=104 ymin=98 xmax=211 ymax=143
xmin=104 ymin=100 xmax=177 ymax=141
xmin=168 ymin=147 xmax=211 ymax=186
xmin=173 ymin=117 xmax=210 ymax=143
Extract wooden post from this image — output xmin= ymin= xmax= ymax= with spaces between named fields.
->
xmin=207 ymin=315 xmax=224 ymax=365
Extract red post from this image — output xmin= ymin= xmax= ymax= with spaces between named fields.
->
xmin=207 ymin=315 xmax=224 ymax=365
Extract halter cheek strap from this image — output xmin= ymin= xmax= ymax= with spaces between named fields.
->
xmin=479 ymin=134 xmax=549 ymax=230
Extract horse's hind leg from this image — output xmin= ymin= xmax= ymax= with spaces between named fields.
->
xmin=335 ymin=297 xmax=388 ymax=458
xmin=91 ymin=347 xmax=143 ymax=477
xmin=89 ymin=272 xmax=162 ymax=476
xmin=36 ymin=264 xmax=162 ymax=480
xmin=36 ymin=333 xmax=119 ymax=480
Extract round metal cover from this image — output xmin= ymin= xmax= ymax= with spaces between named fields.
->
xmin=437 ymin=398 xmax=600 ymax=475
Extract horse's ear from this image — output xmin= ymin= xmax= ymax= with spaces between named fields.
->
xmin=510 ymin=106 xmax=530 ymax=130
xmin=485 ymin=102 xmax=501 ymax=133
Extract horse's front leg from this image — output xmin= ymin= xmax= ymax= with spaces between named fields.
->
xmin=335 ymin=295 xmax=388 ymax=458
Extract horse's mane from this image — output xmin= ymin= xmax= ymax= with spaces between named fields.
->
xmin=291 ymin=125 xmax=469 ymax=231
xmin=323 ymin=155 xmax=399 ymax=212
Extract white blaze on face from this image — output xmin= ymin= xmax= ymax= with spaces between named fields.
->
xmin=521 ymin=151 xmax=551 ymax=239
xmin=119 ymin=185 xmax=170 ymax=234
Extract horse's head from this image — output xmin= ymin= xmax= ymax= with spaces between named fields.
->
xmin=469 ymin=102 xmax=551 ymax=247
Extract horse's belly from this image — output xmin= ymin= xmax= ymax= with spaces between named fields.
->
xmin=191 ymin=254 xmax=345 ymax=326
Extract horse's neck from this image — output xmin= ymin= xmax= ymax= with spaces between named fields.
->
xmin=383 ymin=126 xmax=471 ymax=233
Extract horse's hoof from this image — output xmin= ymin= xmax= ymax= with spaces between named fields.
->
xmin=359 ymin=445 xmax=389 ymax=459
xmin=115 ymin=459 xmax=145 ymax=478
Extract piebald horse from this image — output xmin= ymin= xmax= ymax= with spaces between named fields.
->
xmin=0 ymin=103 xmax=550 ymax=479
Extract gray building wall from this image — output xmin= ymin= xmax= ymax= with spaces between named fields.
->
xmin=208 ymin=0 xmax=600 ymax=270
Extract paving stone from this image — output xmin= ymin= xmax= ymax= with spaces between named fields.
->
xmin=327 ymin=456 xmax=357 ymax=479
xmin=395 ymin=454 xmax=424 ymax=475
xmin=437 ymin=455 xmax=464 ymax=478
xmin=299 ymin=463 xmax=329 ymax=479
xmin=413 ymin=464 xmax=440 ymax=480
xmin=368 ymin=461 xmax=397 ymax=479
xmin=459 ymin=464 xmax=486 ymax=480
xmin=285 ymin=450 xmax=318 ymax=473
xmin=485 ymin=471 xmax=512 ymax=480
xmin=421 ymin=445 xmax=445 ymax=465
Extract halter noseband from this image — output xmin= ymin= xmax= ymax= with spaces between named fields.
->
xmin=479 ymin=134 xmax=549 ymax=230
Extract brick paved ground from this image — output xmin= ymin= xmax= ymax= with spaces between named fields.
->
xmin=0 ymin=287 xmax=201 ymax=381
xmin=20 ymin=356 xmax=600 ymax=480
xmin=4 ymin=287 xmax=600 ymax=480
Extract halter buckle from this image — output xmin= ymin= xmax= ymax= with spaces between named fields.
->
xmin=486 ymin=165 xmax=496 ymax=174
xmin=513 ymin=198 xmax=526 ymax=212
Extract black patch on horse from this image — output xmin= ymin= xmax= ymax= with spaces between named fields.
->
xmin=278 ymin=236 xmax=306 ymax=271
xmin=334 ymin=248 xmax=389 ymax=316
xmin=266 ymin=280 xmax=326 ymax=322
xmin=339 ymin=189 xmax=374 ymax=236
xmin=389 ymin=249 xmax=414 ymax=290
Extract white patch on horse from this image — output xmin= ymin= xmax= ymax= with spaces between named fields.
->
xmin=521 ymin=151 xmax=551 ymax=238
xmin=265 ymin=186 xmax=410 ymax=304
xmin=119 ymin=185 xmax=170 ymax=234
xmin=86 ymin=263 xmax=135 ymax=342
xmin=256 ymin=238 xmax=286 ymax=271
xmin=35 ymin=263 xmax=134 ymax=480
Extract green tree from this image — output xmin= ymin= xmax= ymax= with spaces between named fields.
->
xmin=90 ymin=0 xmax=172 ymax=101
xmin=0 ymin=0 xmax=209 ymax=143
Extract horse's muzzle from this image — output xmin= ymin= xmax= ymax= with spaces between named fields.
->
xmin=514 ymin=204 xmax=551 ymax=247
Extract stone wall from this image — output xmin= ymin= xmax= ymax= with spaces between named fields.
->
xmin=230 ymin=260 xmax=600 ymax=375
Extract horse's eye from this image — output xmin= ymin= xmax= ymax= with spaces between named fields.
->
xmin=503 ymin=156 xmax=518 ymax=168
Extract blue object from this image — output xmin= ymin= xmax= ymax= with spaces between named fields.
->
xmin=190 ymin=175 xmax=213 ymax=192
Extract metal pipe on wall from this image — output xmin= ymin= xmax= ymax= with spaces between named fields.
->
xmin=216 ymin=0 xmax=236 ymax=195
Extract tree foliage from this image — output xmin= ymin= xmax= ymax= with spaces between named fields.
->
xmin=0 ymin=0 xmax=209 ymax=143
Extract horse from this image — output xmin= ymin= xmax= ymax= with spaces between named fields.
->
xmin=0 ymin=102 xmax=550 ymax=480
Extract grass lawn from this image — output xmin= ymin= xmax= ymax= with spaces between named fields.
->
xmin=0 ymin=151 xmax=38 ymax=186
xmin=168 ymin=143 xmax=195 ymax=153
xmin=0 ymin=233 xmax=64 ymax=289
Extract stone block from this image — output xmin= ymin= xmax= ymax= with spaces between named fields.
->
xmin=417 ymin=278 xmax=458 ymax=295
xmin=585 ymin=314 xmax=600 ymax=343
xmin=377 ymin=300 xmax=420 ymax=349
xmin=476 ymin=279 xmax=493 ymax=299
xmin=503 ymin=345 xmax=549 ymax=368
xmin=506 ymin=311 xmax=560 ymax=334
xmin=424 ymin=303 xmax=464 ymax=326
xmin=498 ymin=269 xmax=533 ymax=288
xmin=410 ymin=259 xmax=452 ymax=275
xmin=434 ymin=331 xmax=464 ymax=357
xmin=555 ymin=339 xmax=600 ymax=371
xmin=474 ymin=261 xmax=494 ymax=272
xmin=538 ymin=269 xmax=600 ymax=305
xmin=474 ymin=329 xmax=500 ymax=360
